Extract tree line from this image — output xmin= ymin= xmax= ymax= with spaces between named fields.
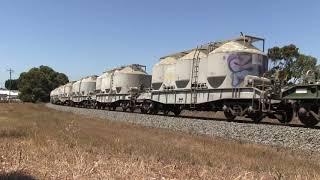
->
xmin=5 ymin=66 xmax=68 ymax=102
xmin=267 ymin=44 xmax=318 ymax=84
xmin=4 ymin=44 xmax=319 ymax=102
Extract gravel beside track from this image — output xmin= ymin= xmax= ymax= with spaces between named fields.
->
xmin=46 ymin=103 xmax=320 ymax=152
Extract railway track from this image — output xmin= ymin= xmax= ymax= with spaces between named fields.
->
xmin=47 ymin=103 xmax=320 ymax=153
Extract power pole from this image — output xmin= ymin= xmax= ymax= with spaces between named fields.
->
xmin=7 ymin=68 xmax=14 ymax=103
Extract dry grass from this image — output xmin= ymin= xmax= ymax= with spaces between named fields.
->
xmin=0 ymin=103 xmax=319 ymax=179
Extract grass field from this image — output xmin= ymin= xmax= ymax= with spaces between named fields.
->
xmin=0 ymin=103 xmax=319 ymax=179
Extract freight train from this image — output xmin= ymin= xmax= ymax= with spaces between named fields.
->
xmin=50 ymin=35 xmax=319 ymax=127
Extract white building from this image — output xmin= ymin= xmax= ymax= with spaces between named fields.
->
xmin=0 ymin=88 xmax=20 ymax=102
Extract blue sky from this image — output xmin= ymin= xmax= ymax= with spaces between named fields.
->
xmin=0 ymin=0 xmax=319 ymax=87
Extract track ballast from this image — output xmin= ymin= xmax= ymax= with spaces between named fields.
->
xmin=47 ymin=103 xmax=320 ymax=153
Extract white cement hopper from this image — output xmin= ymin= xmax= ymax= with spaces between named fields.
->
xmin=55 ymin=88 xmax=59 ymax=96
xmin=50 ymin=88 xmax=59 ymax=103
xmin=175 ymin=50 xmax=208 ymax=89
xmin=96 ymin=76 xmax=103 ymax=92
xmin=152 ymin=63 xmax=165 ymax=90
xmin=63 ymin=82 xmax=74 ymax=96
xmin=113 ymin=65 xmax=151 ymax=94
xmin=53 ymin=88 xmax=57 ymax=96
xmin=207 ymin=40 xmax=268 ymax=88
xmin=50 ymin=88 xmax=57 ymax=97
xmin=79 ymin=76 xmax=97 ymax=96
xmin=163 ymin=64 xmax=176 ymax=89
xmin=72 ymin=80 xmax=81 ymax=95
xmin=96 ymin=72 xmax=108 ymax=92
xmin=101 ymin=72 xmax=112 ymax=93
xmin=152 ymin=56 xmax=178 ymax=90
xmin=57 ymin=86 xmax=64 ymax=96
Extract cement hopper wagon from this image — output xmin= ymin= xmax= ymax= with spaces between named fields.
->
xmin=56 ymin=86 xmax=64 ymax=104
xmin=96 ymin=64 xmax=151 ymax=110
xmin=71 ymin=75 xmax=97 ymax=106
xmin=143 ymin=35 xmax=278 ymax=122
xmin=59 ymin=81 xmax=74 ymax=104
xmin=50 ymin=85 xmax=66 ymax=104
xmin=50 ymin=88 xmax=59 ymax=104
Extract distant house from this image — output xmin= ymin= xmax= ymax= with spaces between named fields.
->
xmin=0 ymin=88 xmax=20 ymax=102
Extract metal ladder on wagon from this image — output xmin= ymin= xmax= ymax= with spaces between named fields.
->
xmin=190 ymin=46 xmax=202 ymax=109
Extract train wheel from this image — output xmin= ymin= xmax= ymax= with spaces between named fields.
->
xmin=150 ymin=108 xmax=159 ymax=115
xmin=141 ymin=101 xmax=150 ymax=114
xmin=276 ymin=111 xmax=293 ymax=124
xmin=298 ymin=107 xmax=319 ymax=127
xmin=276 ymin=103 xmax=294 ymax=124
xmin=121 ymin=103 xmax=128 ymax=112
xmin=140 ymin=108 xmax=147 ymax=114
xmin=140 ymin=101 xmax=150 ymax=114
xmin=173 ymin=106 xmax=182 ymax=116
xmin=163 ymin=109 xmax=169 ymax=115
xmin=86 ymin=102 xmax=91 ymax=109
xmin=251 ymin=112 xmax=264 ymax=123
xmin=150 ymin=103 xmax=159 ymax=115
xmin=173 ymin=110 xmax=181 ymax=116
xmin=140 ymin=107 xmax=147 ymax=114
xmin=224 ymin=108 xmax=235 ymax=121
xmin=299 ymin=115 xmax=319 ymax=127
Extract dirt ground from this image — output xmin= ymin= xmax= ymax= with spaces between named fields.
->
xmin=0 ymin=103 xmax=319 ymax=179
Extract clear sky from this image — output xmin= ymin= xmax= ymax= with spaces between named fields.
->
xmin=0 ymin=0 xmax=319 ymax=87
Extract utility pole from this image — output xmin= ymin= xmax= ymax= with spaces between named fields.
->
xmin=7 ymin=68 xmax=14 ymax=103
